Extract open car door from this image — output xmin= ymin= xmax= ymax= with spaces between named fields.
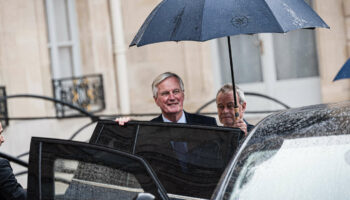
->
xmin=90 ymin=121 xmax=242 ymax=199
xmin=27 ymin=137 xmax=169 ymax=200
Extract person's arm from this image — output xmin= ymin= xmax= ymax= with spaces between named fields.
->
xmin=0 ymin=159 xmax=26 ymax=200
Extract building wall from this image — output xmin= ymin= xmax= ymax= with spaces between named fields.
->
xmin=1 ymin=0 xmax=347 ymax=120
xmin=0 ymin=0 xmax=349 ymax=189
xmin=121 ymin=0 xmax=216 ymax=116
xmin=0 ymin=0 xmax=53 ymax=118
xmin=76 ymin=0 xmax=119 ymax=114
xmin=315 ymin=0 xmax=350 ymax=102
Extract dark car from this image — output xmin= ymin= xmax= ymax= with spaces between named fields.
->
xmin=212 ymin=101 xmax=350 ymax=200
xmin=26 ymin=101 xmax=350 ymax=200
xmin=27 ymin=122 xmax=242 ymax=200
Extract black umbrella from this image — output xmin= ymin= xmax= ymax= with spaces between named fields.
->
xmin=130 ymin=0 xmax=329 ymax=118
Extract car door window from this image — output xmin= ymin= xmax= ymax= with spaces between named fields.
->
xmin=54 ymin=159 xmax=143 ymax=199
xmin=90 ymin=121 xmax=242 ymax=199
xmin=27 ymin=137 xmax=169 ymax=200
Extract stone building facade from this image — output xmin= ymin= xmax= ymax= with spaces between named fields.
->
xmin=0 ymin=0 xmax=349 ymax=186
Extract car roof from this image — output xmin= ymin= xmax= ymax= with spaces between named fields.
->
xmin=251 ymin=101 xmax=350 ymax=140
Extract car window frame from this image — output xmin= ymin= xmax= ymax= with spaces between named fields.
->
xmin=27 ymin=137 xmax=170 ymax=200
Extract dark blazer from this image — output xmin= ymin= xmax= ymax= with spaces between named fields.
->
xmin=245 ymin=119 xmax=255 ymax=133
xmin=151 ymin=111 xmax=217 ymax=126
xmin=0 ymin=158 xmax=26 ymax=200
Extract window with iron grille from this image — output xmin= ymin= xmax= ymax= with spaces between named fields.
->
xmin=52 ymin=74 xmax=105 ymax=118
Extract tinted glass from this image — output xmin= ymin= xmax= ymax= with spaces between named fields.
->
xmin=90 ymin=121 xmax=242 ymax=199
xmin=27 ymin=138 xmax=168 ymax=200
xmin=220 ymin=102 xmax=350 ymax=200
xmin=54 ymin=159 xmax=143 ymax=200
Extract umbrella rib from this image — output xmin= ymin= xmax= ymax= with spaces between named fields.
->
xmin=260 ymin=0 xmax=285 ymax=32
xmin=199 ymin=0 xmax=206 ymax=41
xmin=130 ymin=0 xmax=165 ymax=46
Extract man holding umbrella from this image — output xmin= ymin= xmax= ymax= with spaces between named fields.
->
xmin=129 ymin=0 xmax=328 ymax=124
xmin=216 ymin=84 xmax=254 ymax=136
xmin=116 ymin=72 xmax=217 ymax=126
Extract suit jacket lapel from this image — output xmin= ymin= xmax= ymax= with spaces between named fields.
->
xmin=153 ymin=114 xmax=164 ymax=122
xmin=184 ymin=111 xmax=191 ymax=124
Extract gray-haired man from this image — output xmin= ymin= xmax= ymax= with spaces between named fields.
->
xmin=117 ymin=72 xmax=217 ymax=126
xmin=216 ymin=84 xmax=254 ymax=136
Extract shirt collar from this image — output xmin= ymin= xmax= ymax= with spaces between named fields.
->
xmin=162 ymin=111 xmax=186 ymax=123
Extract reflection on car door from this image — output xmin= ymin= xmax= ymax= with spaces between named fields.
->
xmin=89 ymin=121 xmax=242 ymax=199
xmin=27 ymin=137 xmax=169 ymax=200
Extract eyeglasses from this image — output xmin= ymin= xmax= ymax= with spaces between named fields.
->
xmin=159 ymin=89 xmax=183 ymax=97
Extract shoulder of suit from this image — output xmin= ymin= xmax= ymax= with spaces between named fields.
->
xmin=150 ymin=114 xmax=162 ymax=121
xmin=0 ymin=158 xmax=10 ymax=167
xmin=186 ymin=112 xmax=215 ymax=119
xmin=185 ymin=111 xmax=217 ymax=126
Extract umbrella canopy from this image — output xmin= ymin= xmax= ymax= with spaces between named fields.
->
xmin=334 ymin=58 xmax=350 ymax=81
xmin=130 ymin=0 xmax=329 ymax=47
xmin=130 ymin=0 xmax=329 ymax=118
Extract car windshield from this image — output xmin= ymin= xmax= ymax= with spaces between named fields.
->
xmin=227 ymin=135 xmax=350 ymax=200
xmin=220 ymin=102 xmax=350 ymax=200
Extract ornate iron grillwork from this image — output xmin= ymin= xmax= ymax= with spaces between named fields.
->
xmin=0 ymin=86 xmax=8 ymax=127
xmin=52 ymin=74 xmax=105 ymax=118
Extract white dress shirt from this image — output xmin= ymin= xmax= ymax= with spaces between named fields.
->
xmin=162 ymin=111 xmax=187 ymax=123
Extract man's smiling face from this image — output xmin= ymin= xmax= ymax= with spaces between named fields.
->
xmin=154 ymin=76 xmax=184 ymax=120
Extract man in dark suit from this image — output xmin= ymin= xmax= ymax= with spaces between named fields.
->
xmin=117 ymin=72 xmax=217 ymax=126
xmin=216 ymin=84 xmax=254 ymax=136
xmin=0 ymin=123 xmax=26 ymax=200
